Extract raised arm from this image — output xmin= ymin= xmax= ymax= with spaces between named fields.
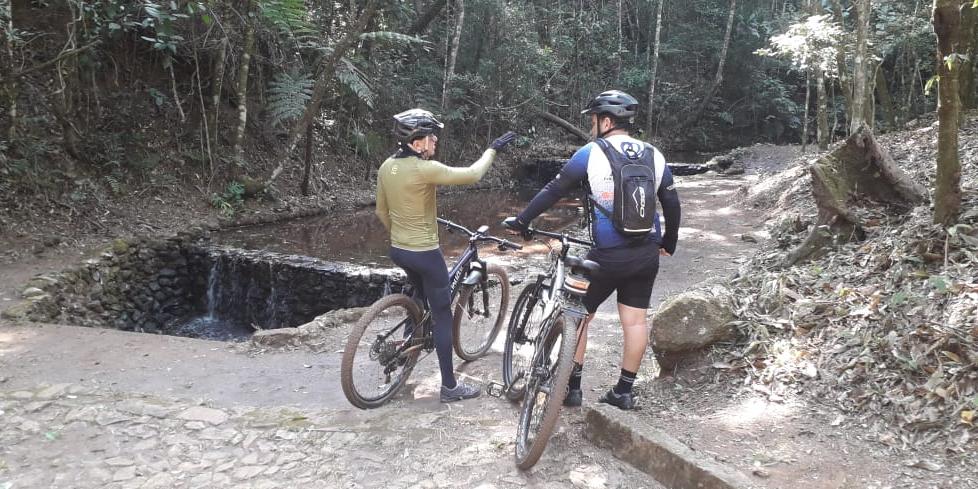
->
xmin=418 ymin=149 xmax=498 ymax=186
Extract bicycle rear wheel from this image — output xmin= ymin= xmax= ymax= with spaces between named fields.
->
xmin=514 ymin=313 xmax=576 ymax=469
xmin=503 ymin=280 xmax=547 ymax=401
xmin=341 ymin=294 xmax=423 ymax=409
xmin=452 ymin=264 xmax=510 ymax=362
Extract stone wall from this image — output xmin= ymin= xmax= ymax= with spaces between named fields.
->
xmin=22 ymin=231 xmax=210 ymax=333
xmin=203 ymin=247 xmax=404 ymax=330
xmin=14 ymin=232 xmax=406 ymax=337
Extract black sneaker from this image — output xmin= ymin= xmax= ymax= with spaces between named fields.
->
xmin=563 ymin=388 xmax=582 ymax=407
xmin=598 ymin=388 xmax=636 ymax=410
xmin=440 ymin=382 xmax=481 ymax=403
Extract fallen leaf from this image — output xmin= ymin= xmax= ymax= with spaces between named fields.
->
xmin=961 ymin=410 xmax=975 ymax=425
xmin=905 ymin=459 xmax=942 ymax=472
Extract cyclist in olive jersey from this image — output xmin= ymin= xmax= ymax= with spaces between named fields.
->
xmin=375 ymin=108 xmax=516 ymax=403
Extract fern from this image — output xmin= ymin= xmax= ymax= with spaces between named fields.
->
xmin=336 ymin=58 xmax=375 ymax=109
xmin=260 ymin=0 xmax=315 ymax=36
xmin=268 ymin=70 xmax=314 ymax=127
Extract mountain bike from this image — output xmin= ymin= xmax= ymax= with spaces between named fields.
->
xmin=499 ymin=226 xmax=597 ymax=469
xmin=341 ymin=218 xmax=522 ymax=409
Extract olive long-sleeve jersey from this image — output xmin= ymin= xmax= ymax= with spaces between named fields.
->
xmin=375 ymin=149 xmax=497 ymax=251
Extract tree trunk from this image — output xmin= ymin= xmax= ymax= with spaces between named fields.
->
xmin=785 ymin=126 xmax=928 ymax=265
xmin=876 ymin=68 xmax=897 ymax=130
xmin=958 ymin=0 xmax=977 ymax=109
xmin=2 ymin=0 xmax=16 ymax=142
xmin=850 ymin=0 xmax=870 ymax=135
xmin=933 ymin=0 xmax=963 ymax=226
xmin=802 ymin=71 xmax=811 ymax=153
xmin=646 ymin=0 xmax=664 ymax=137
xmin=266 ymin=0 xmax=380 ymax=187
xmin=441 ymin=0 xmax=464 ymax=111
xmin=829 ymin=0 xmax=854 ymax=119
xmin=209 ymin=36 xmax=228 ymax=149
xmin=410 ymin=0 xmax=448 ymax=35
xmin=684 ymin=0 xmax=736 ymax=128
xmin=816 ymin=66 xmax=829 ymax=150
xmin=232 ymin=4 xmax=256 ymax=160
xmin=535 ymin=111 xmax=590 ymax=142
xmin=301 ymin=123 xmax=313 ymax=196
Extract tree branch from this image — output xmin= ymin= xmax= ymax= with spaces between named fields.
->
xmin=0 ymin=40 xmax=100 ymax=83
xmin=535 ymin=111 xmax=590 ymax=142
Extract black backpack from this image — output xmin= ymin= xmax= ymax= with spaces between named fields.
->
xmin=589 ymin=138 xmax=658 ymax=239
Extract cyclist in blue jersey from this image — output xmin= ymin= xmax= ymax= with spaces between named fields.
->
xmin=504 ymin=90 xmax=681 ymax=410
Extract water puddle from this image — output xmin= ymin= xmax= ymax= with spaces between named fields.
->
xmin=214 ymin=189 xmax=582 ymax=265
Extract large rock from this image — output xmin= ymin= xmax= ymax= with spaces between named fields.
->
xmin=650 ymin=288 xmax=736 ymax=370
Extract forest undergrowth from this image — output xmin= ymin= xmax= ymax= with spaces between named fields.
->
xmin=717 ymin=111 xmax=978 ymax=456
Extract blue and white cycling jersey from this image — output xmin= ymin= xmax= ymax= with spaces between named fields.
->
xmin=518 ymin=134 xmax=681 ymax=253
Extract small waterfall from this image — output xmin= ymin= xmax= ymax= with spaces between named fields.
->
xmin=205 ymin=257 xmax=220 ymax=320
xmin=266 ymin=262 xmax=277 ymax=328
xmin=382 ymin=276 xmax=393 ymax=297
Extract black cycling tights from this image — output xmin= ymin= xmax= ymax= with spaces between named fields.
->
xmin=389 ymin=247 xmax=457 ymax=389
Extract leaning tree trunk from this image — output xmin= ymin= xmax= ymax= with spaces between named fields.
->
xmin=441 ymin=0 xmax=464 ymax=111
xmin=816 ymin=66 xmax=829 ymax=150
xmin=646 ymin=0 xmax=664 ymax=137
xmin=785 ymin=126 xmax=928 ymax=266
xmin=933 ymin=0 xmax=963 ymax=226
xmin=684 ymin=0 xmax=736 ymax=128
xmin=535 ymin=111 xmax=589 ymax=142
xmin=266 ymin=0 xmax=380 ymax=187
xmin=958 ymin=0 xmax=977 ymax=110
xmin=232 ymin=7 xmax=256 ymax=161
xmin=850 ymin=0 xmax=871 ymax=135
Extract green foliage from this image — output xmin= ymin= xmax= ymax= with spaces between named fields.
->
xmin=260 ymin=0 xmax=315 ymax=36
xmin=336 ymin=59 xmax=375 ymax=109
xmin=756 ymin=14 xmax=843 ymax=75
xmin=210 ymin=181 xmax=246 ymax=218
xmin=268 ymin=70 xmax=314 ymax=127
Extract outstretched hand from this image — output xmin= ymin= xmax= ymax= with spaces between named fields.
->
xmin=490 ymin=131 xmax=517 ymax=151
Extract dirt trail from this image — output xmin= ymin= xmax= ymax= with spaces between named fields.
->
xmin=5 ymin=156 xmax=884 ymax=489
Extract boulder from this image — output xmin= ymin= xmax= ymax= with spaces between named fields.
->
xmin=252 ymin=327 xmax=301 ymax=347
xmin=650 ymin=288 xmax=736 ymax=370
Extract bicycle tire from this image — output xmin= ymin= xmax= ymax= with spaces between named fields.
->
xmin=502 ymin=280 xmax=546 ymax=401
xmin=514 ymin=313 xmax=576 ymax=469
xmin=340 ymin=294 xmax=423 ymax=409
xmin=452 ymin=264 xmax=510 ymax=362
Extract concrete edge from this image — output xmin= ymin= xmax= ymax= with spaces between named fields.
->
xmin=584 ymin=404 xmax=760 ymax=489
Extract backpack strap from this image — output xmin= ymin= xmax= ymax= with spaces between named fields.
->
xmin=588 ymin=139 xmax=614 ymax=218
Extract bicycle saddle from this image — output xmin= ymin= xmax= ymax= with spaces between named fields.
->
xmin=565 ymin=256 xmax=600 ymax=276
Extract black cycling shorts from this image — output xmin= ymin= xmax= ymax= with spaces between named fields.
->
xmin=582 ymin=245 xmax=660 ymax=313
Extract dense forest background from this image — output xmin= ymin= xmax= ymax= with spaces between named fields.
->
xmin=1 ymin=0 xmax=976 ymax=215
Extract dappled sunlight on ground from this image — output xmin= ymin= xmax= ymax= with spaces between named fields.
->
xmin=712 ymin=397 xmax=797 ymax=430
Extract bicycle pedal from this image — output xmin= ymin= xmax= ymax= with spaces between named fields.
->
xmin=486 ymin=381 xmax=506 ymax=398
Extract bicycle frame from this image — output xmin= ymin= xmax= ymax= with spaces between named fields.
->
xmin=376 ymin=218 xmax=520 ymax=360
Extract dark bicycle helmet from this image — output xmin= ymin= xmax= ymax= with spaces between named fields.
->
xmin=392 ymin=109 xmax=444 ymax=143
xmin=581 ymin=90 xmax=639 ymax=118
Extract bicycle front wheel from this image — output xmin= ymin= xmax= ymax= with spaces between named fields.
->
xmin=514 ymin=313 xmax=576 ymax=469
xmin=341 ymin=294 xmax=422 ymax=409
xmin=503 ymin=280 xmax=547 ymax=401
xmin=452 ymin=264 xmax=510 ymax=362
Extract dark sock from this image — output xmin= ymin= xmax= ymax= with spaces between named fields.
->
xmin=568 ymin=363 xmax=583 ymax=390
xmin=613 ymin=368 xmax=637 ymax=395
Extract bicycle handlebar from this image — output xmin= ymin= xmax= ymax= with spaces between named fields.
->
xmin=437 ymin=217 xmax=523 ymax=251
xmin=526 ymin=227 xmax=594 ymax=248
